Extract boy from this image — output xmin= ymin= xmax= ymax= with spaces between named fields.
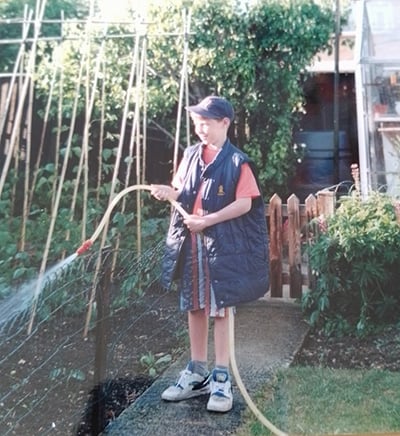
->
xmin=151 ymin=95 xmax=269 ymax=413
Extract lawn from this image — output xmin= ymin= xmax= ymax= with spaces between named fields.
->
xmin=236 ymin=366 xmax=400 ymax=435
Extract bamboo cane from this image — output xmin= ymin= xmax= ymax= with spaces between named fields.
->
xmin=52 ymin=54 xmax=64 ymax=210
xmin=10 ymin=7 xmax=29 ymax=219
xmin=0 ymin=0 xmax=47 ymax=199
xmin=138 ymin=8 xmax=148 ymax=187
xmin=185 ymin=39 xmax=190 ymax=149
xmin=173 ymin=8 xmax=191 ymax=177
xmin=20 ymin=68 xmax=34 ymax=252
xmin=20 ymin=6 xmax=37 ymax=252
xmin=66 ymin=16 xmax=108 ymax=253
xmin=96 ymin=61 xmax=106 ymax=205
xmin=0 ymin=8 xmax=33 ymax=142
xmin=83 ymin=15 xmax=141 ymax=338
xmin=108 ymin=26 xmax=141 ymax=198
xmin=10 ymin=22 xmax=26 ymax=221
xmin=108 ymin=20 xmax=146 ymax=278
xmin=53 ymin=11 xmax=65 ymax=214
xmin=81 ymin=20 xmax=91 ymax=243
xmin=142 ymin=34 xmax=147 ymax=186
xmin=27 ymin=1 xmax=86 ymax=335
xmin=66 ymin=30 xmax=91 ymax=246
xmin=66 ymin=14 xmax=93 ymax=248
xmin=136 ymin=29 xmax=147 ymax=258
xmin=81 ymin=1 xmax=101 ymax=337
xmin=110 ymin=34 xmax=145 ymax=274
xmin=27 ymin=49 xmax=59 ymax=211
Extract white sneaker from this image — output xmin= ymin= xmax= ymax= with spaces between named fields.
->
xmin=206 ymin=370 xmax=233 ymax=413
xmin=161 ymin=369 xmax=211 ymax=402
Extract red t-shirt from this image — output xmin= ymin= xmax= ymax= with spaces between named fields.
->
xmin=173 ymin=145 xmax=260 ymax=215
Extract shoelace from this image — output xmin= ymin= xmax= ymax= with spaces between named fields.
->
xmin=176 ymin=370 xmax=192 ymax=389
xmin=212 ymin=380 xmax=230 ymax=397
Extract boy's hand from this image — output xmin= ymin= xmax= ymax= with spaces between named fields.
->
xmin=183 ymin=215 xmax=207 ymax=233
xmin=150 ymin=184 xmax=175 ymax=201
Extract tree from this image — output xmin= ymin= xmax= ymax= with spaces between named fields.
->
xmin=144 ymin=0 xmax=335 ymax=196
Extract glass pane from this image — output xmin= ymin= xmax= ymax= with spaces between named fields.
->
xmin=365 ymin=0 xmax=400 ymax=62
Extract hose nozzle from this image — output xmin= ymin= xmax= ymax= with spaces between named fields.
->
xmin=76 ymin=239 xmax=93 ymax=256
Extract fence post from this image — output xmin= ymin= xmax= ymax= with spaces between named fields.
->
xmin=287 ymin=194 xmax=302 ymax=298
xmin=94 ymin=249 xmax=112 ymax=385
xmin=305 ymin=194 xmax=318 ymax=289
xmin=317 ymin=190 xmax=336 ymax=217
xmin=90 ymin=249 xmax=113 ymax=435
xmin=269 ymin=194 xmax=283 ymax=297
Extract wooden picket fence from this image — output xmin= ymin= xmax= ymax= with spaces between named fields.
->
xmin=266 ymin=190 xmax=336 ymax=299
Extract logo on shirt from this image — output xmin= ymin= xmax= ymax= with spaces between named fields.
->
xmin=217 ymin=185 xmax=225 ymax=196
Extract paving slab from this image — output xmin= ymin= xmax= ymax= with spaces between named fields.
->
xmin=103 ymin=298 xmax=309 ymax=436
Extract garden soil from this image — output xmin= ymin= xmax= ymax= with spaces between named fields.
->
xmin=102 ymin=296 xmax=400 ymax=436
xmin=3 ymin=290 xmax=399 ymax=436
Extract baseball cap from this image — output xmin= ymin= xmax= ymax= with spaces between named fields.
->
xmin=186 ymin=96 xmax=234 ymax=121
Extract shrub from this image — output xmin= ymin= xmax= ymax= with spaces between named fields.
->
xmin=302 ymin=192 xmax=400 ymax=336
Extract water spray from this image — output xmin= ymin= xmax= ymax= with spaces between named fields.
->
xmin=0 ymin=183 xmax=285 ymax=434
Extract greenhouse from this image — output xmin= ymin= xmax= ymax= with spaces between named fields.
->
xmin=355 ymin=0 xmax=400 ymax=196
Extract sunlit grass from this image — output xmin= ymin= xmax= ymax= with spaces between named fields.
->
xmin=236 ymin=366 xmax=400 ymax=435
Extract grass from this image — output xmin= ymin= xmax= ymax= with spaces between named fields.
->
xmin=235 ymin=366 xmax=400 ymax=436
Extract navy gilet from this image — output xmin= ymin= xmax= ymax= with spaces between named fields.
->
xmin=161 ymin=139 xmax=269 ymax=308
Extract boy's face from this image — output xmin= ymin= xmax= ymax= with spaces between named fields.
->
xmin=190 ymin=114 xmax=230 ymax=147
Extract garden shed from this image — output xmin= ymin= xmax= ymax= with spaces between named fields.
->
xmin=355 ymin=0 xmax=400 ymax=196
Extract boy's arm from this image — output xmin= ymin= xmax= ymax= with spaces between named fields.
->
xmin=183 ymin=197 xmax=251 ymax=233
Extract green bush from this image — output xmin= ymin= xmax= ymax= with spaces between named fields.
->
xmin=302 ymin=192 xmax=400 ymax=336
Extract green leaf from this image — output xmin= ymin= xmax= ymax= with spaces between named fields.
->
xmin=12 ymin=268 xmax=27 ymax=280
xmin=156 ymin=354 xmax=172 ymax=366
xmin=68 ymin=369 xmax=86 ymax=381
xmin=49 ymin=368 xmax=64 ymax=380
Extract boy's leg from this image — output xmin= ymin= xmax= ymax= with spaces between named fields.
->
xmin=207 ymin=309 xmax=233 ymax=413
xmin=213 ymin=310 xmax=230 ymax=367
xmin=161 ymin=309 xmax=210 ymax=402
xmin=188 ymin=309 xmax=209 ymax=362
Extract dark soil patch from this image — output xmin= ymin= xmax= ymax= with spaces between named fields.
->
xmin=76 ymin=376 xmax=153 ymax=435
xmin=293 ymin=324 xmax=400 ymax=371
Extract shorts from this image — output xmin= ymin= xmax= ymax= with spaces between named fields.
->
xmin=178 ymin=233 xmax=226 ymax=317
